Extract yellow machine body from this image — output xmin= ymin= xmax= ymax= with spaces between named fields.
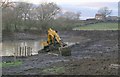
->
xmin=39 ymin=28 xmax=71 ymax=56
xmin=41 ymin=28 xmax=62 ymax=47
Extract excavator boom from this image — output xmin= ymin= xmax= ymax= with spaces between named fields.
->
xmin=47 ymin=28 xmax=62 ymax=45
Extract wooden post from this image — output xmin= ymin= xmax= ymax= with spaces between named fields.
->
xmin=27 ymin=47 xmax=29 ymax=56
xmin=20 ymin=47 xmax=22 ymax=56
xmin=25 ymin=46 xmax=27 ymax=56
xmin=30 ymin=48 xmax=32 ymax=56
xmin=16 ymin=46 xmax=18 ymax=56
xmin=17 ymin=46 xmax=33 ymax=57
xmin=14 ymin=52 xmax=16 ymax=62
xmin=22 ymin=47 xmax=24 ymax=56
xmin=27 ymin=47 xmax=30 ymax=56
xmin=27 ymin=47 xmax=28 ymax=56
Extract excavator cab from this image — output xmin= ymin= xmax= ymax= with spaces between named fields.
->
xmin=39 ymin=28 xmax=71 ymax=56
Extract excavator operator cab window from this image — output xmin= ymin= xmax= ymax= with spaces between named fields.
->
xmin=53 ymin=35 xmax=57 ymax=43
xmin=55 ymin=30 xmax=58 ymax=33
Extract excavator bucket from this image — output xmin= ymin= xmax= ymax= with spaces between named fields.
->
xmin=59 ymin=46 xmax=71 ymax=56
xmin=38 ymin=44 xmax=71 ymax=56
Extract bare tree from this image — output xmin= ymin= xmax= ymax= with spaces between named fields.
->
xmin=14 ymin=2 xmax=33 ymax=31
xmin=98 ymin=7 xmax=112 ymax=18
xmin=52 ymin=11 xmax=81 ymax=30
xmin=59 ymin=11 xmax=81 ymax=21
xmin=76 ymin=11 xmax=81 ymax=20
xmin=2 ymin=2 xmax=34 ymax=31
xmin=2 ymin=7 xmax=15 ymax=31
xmin=0 ymin=0 xmax=14 ymax=8
xmin=15 ymin=2 xmax=33 ymax=21
xmin=36 ymin=2 xmax=61 ymax=30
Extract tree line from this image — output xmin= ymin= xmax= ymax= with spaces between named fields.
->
xmin=1 ymin=1 xmax=112 ymax=32
xmin=2 ymin=2 xmax=81 ymax=32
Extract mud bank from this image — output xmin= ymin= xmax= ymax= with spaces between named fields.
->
xmin=2 ymin=30 xmax=118 ymax=41
xmin=2 ymin=30 xmax=119 ymax=75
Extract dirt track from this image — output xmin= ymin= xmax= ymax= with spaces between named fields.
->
xmin=2 ymin=30 xmax=119 ymax=75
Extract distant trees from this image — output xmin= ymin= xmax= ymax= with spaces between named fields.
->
xmin=35 ymin=2 xmax=61 ymax=30
xmin=52 ymin=11 xmax=81 ymax=30
xmin=14 ymin=2 xmax=33 ymax=31
xmin=58 ymin=11 xmax=81 ymax=21
xmin=2 ymin=2 xmax=60 ymax=31
xmin=98 ymin=7 xmax=112 ymax=18
xmin=2 ymin=2 xmax=81 ymax=32
xmin=2 ymin=7 xmax=15 ymax=31
xmin=1 ymin=0 xmax=15 ymax=32
xmin=0 ymin=0 xmax=14 ymax=8
xmin=2 ymin=2 xmax=34 ymax=32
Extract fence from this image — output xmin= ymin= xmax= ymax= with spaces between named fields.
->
xmin=15 ymin=46 xmax=32 ymax=57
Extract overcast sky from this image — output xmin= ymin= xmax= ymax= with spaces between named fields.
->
xmin=11 ymin=0 xmax=119 ymax=20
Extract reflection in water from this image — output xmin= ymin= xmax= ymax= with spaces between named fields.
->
xmin=2 ymin=40 xmax=76 ymax=56
xmin=2 ymin=36 xmax=84 ymax=56
xmin=2 ymin=40 xmax=43 ymax=56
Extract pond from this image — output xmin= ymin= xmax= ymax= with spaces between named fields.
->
xmin=1 ymin=41 xmax=77 ymax=56
xmin=1 ymin=36 xmax=85 ymax=56
xmin=2 ymin=40 xmax=44 ymax=56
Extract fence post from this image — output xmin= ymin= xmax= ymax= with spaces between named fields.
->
xmin=14 ymin=52 xmax=16 ymax=62
xmin=17 ymin=46 xmax=33 ymax=57
xmin=30 ymin=48 xmax=32 ymax=56
xmin=16 ymin=46 xmax=18 ymax=56
xmin=20 ymin=47 xmax=22 ymax=56
xmin=25 ymin=46 xmax=27 ymax=56
xmin=22 ymin=47 xmax=24 ymax=56
xmin=27 ymin=47 xmax=30 ymax=56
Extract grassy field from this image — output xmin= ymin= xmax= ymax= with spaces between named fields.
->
xmin=0 ymin=60 xmax=22 ymax=68
xmin=73 ymin=22 xmax=118 ymax=30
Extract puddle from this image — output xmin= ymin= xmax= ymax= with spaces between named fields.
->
xmin=109 ymin=64 xmax=120 ymax=69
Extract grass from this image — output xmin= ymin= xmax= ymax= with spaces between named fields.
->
xmin=73 ymin=22 xmax=118 ymax=30
xmin=0 ymin=60 xmax=22 ymax=68
xmin=42 ymin=66 xmax=65 ymax=74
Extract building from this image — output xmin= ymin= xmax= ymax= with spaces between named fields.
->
xmin=95 ymin=14 xmax=105 ymax=20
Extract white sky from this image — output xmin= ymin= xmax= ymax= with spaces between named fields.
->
xmin=9 ymin=0 xmax=119 ymax=20
xmin=11 ymin=0 xmax=119 ymax=4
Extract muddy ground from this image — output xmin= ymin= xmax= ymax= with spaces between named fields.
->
xmin=2 ymin=30 xmax=119 ymax=75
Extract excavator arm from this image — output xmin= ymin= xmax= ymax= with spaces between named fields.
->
xmin=47 ymin=28 xmax=62 ymax=45
xmin=41 ymin=28 xmax=63 ymax=47
xmin=41 ymin=28 xmax=67 ymax=51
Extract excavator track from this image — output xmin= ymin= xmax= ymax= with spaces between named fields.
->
xmin=38 ymin=45 xmax=71 ymax=56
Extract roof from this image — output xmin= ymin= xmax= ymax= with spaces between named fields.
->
xmin=95 ymin=14 xmax=103 ymax=16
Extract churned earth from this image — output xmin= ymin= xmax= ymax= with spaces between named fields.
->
xmin=2 ymin=30 xmax=119 ymax=75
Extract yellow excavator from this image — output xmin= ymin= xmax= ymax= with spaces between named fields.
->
xmin=39 ymin=28 xmax=71 ymax=56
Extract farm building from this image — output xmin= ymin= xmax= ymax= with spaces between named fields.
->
xmin=95 ymin=14 xmax=105 ymax=20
